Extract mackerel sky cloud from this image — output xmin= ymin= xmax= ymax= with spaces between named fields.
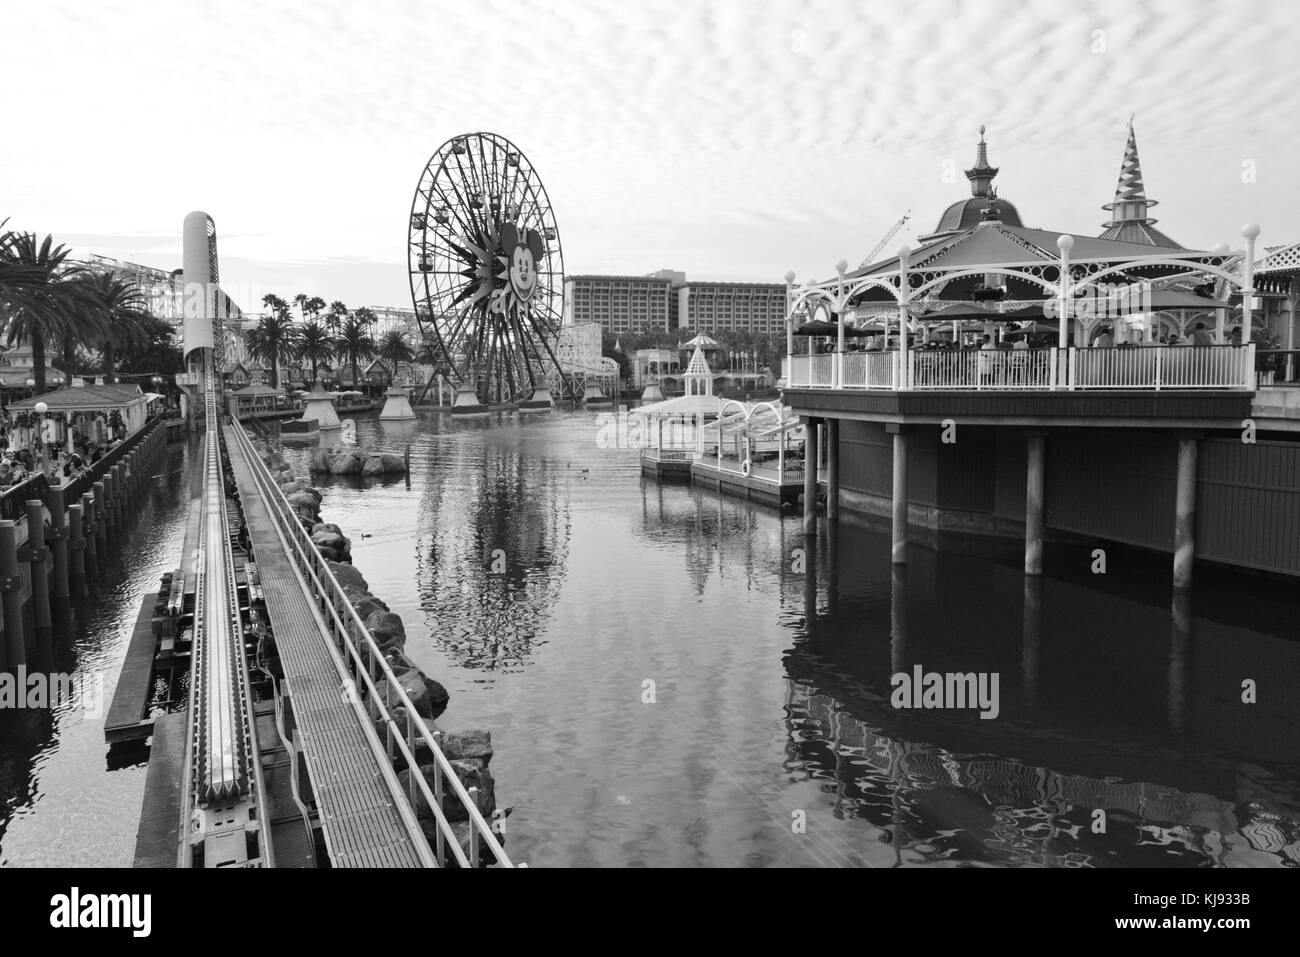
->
xmin=2 ymin=0 xmax=1297 ymax=310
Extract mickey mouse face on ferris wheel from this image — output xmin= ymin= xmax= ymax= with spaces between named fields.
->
xmin=500 ymin=223 xmax=545 ymax=304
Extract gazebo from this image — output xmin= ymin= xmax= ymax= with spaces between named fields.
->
xmin=7 ymin=383 xmax=151 ymax=453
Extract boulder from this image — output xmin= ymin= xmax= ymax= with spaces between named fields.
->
xmin=310 ymin=449 xmax=332 ymax=473
xmin=380 ymin=453 xmax=407 ymax=474
xmin=362 ymin=454 xmax=385 ymax=476
xmin=287 ymin=490 xmax=320 ymax=514
xmin=365 ymin=609 xmax=407 ymax=650
xmin=377 ymin=667 xmax=446 ymax=720
xmin=345 ymin=586 xmax=389 ymax=620
xmin=311 ymin=526 xmax=348 ymax=550
xmin=441 ymin=729 xmax=493 ymax=768
xmin=317 ymin=545 xmax=339 ymax=562
xmin=330 ymin=454 xmax=360 ymax=475
xmin=327 ymin=561 xmax=368 ymax=591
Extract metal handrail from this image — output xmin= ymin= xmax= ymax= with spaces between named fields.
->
xmin=230 ymin=419 xmax=510 ymax=867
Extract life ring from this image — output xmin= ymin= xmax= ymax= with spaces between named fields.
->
xmin=741 ymin=459 xmax=751 ymax=477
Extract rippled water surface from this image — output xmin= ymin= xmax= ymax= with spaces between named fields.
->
xmin=2 ymin=410 xmax=1298 ymax=867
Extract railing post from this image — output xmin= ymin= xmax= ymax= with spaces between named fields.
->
xmin=0 ymin=521 xmax=23 ymax=668
xmin=24 ymin=500 xmax=50 ymax=631
xmin=67 ymin=503 xmax=85 ymax=579
xmin=1154 ymin=347 xmax=1163 ymax=391
xmin=45 ymin=486 xmax=69 ymax=601
xmin=1067 ymin=348 xmax=1077 ymax=391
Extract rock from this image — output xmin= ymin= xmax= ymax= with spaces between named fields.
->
xmin=380 ymin=453 xmax=407 ymax=474
xmin=365 ymin=609 xmax=407 ymax=650
xmin=312 ymin=522 xmax=342 ymax=536
xmin=377 ymin=667 xmax=446 ymax=720
xmin=330 ymin=454 xmax=360 ymax=475
xmin=311 ymin=526 xmax=348 ymax=550
xmin=441 ymin=729 xmax=493 ymax=768
xmin=287 ymin=490 xmax=320 ymax=514
xmin=327 ymin=561 xmax=368 ymax=591
xmin=317 ymin=545 xmax=339 ymax=561
xmin=362 ymin=454 xmax=385 ymax=476
xmin=310 ymin=449 xmax=331 ymax=473
xmin=345 ymin=586 xmax=389 ymax=620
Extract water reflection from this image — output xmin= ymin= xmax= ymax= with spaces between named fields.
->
xmin=414 ymin=435 xmax=570 ymax=674
xmin=781 ymin=518 xmax=1300 ymax=867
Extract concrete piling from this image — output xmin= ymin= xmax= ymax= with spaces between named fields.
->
xmin=0 ymin=521 xmax=23 ymax=668
xmin=25 ymin=500 xmax=51 ymax=631
xmin=68 ymin=503 xmax=85 ymax=578
xmin=93 ymin=482 xmax=109 ymax=553
xmin=46 ymin=486 xmax=69 ymax=601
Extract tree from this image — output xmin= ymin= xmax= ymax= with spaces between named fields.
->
xmin=353 ymin=306 xmax=377 ymax=328
xmin=305 ymin=296 xmax=326 ymax=325
xmin=326 ymin=300 xmax=348 ymax=334
xmin=113 ymin=313 xmax=182 ymax=378
xmin=293 ymin=293 xmax=309 ymax=324
xmin=77 ymin=272 xmax=152 ymax=384
xmin=0 ymin=231 xmax=89 ymax=393
xmin=262 ymin=293 xmax=289 ymax=322
xmin=245 ymin=312 xmax=297 ymax=388
xmin=296 ymin=320 xmax=335 ymax=386
xmin=377 ymin=329 xmax=414 ymax=382
xmin=336 ymin=317 xmax=375 ymax=388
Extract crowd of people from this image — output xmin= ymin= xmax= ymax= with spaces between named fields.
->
xmin=0 ymin=425 xmax=123 ymax=490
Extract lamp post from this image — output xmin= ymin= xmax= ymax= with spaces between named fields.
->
xmin=34 ymin=400 xmax=48 ymax=476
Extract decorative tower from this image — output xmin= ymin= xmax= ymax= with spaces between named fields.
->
xmin=683 ymin=343 xmax=715 ymax=397
xmin=965 ymin=125 xmax=998 ymax=198
xmin=1099 ymin=117 xmax=1181 ymax=247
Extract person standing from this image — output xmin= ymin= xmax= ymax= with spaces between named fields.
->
xmin=1191 ymin=322 xmax=1214 ymax=346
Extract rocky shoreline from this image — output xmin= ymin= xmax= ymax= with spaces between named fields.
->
xmin=251 ymin=438 xmax=504 ymax=865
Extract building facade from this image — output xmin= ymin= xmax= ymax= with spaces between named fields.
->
xmin=564 ymin=271 xmax=786 ymax=337
xmin=675 ymin=280 xmax=787 ymax=336
xmin=564 ymin=275 xmax=675 ymax=334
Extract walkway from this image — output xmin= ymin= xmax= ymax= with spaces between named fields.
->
xmin=224 ymin=432 xmax=426 ymax=867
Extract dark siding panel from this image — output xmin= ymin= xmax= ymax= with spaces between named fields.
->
xmin=994 ymin=430 xmax=1028 ymax=521
xmin=936 ymin=425 xmax=995 ymax=513
xmin=839 ymin=420 xmax=892 ymax=496
xmin=908 ymin=428 xmax=939 ymax=506
xmin=1045 ymin=431 xmax=1177 ymax=550
xmin=1197 ymin=439 xmax=1300 ymax=574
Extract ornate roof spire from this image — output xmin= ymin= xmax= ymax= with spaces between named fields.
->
xmin=1099 ymin=117 xmax=1181 ymax=247
xmin=965 ymin=125 xmax=998 ymax=198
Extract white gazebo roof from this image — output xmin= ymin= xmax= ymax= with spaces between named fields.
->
xmin=630 ymin=393 xmax=722 ymax=418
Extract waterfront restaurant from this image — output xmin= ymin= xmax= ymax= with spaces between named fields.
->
xmin=780 ymin=122 xmax=1300 ymax=583
xmin=7 ymin=383 xmax=152 ymax=451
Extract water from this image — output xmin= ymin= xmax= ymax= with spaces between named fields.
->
xmin=283 ymin=409 xmax=1300 ymax=868
xmin=0 ymin=440 xmax=193 ymax=867
xmin=2 ymin=413 xmax=1297 ymax=867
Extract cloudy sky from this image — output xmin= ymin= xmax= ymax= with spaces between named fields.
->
xmin=3 ymin=0 xmax=1298 ymax=313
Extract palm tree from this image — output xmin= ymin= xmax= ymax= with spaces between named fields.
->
xmin=77 ymin=272 xmax=151 ymax=384
xmin=337 ymin=317 xmax=375 ymax=389
xmin=0 ymin=231 xmax=86 ymax=393
xmin=326 ymin=300 xmax=348 ymax=334
xmin=305 ymin=296 xmax=326 ymax=326
xmin=296 ymin=320 xmax=334 ymax=387
xmin=246 ymin=312 xmax=297 ymax=389
xmin=378 ymin=329 xmax=414 ymax=383
xmin=353 ymin=306 xmax=377 ymax=328
xmin=293 ymin=293 xmax=309 ymax=324
xmin=262 ymin=293 xmax=289 ymax=322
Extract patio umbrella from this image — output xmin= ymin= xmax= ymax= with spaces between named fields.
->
xmin=794 ymin=320 xmax=873 ymax=337
xmin=1003 ymin=319 xmax=1060 ymax=336
xmin=915 ymin=303 xmax=1004 ymax=321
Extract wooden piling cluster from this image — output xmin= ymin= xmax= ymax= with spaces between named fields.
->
xmin=0 ymin=421 xmax=167 ymax=669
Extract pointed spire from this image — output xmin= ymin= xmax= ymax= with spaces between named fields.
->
xmin=1103 ymin=116 xmax=1159 ymax=225
xmin=965 ymin=124 xmax=999 ymax=197
xmin=1112 ymin=117 xmax=1147 ymax=204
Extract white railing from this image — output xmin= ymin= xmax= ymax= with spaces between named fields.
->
xmin=841 ymin=351 xmax=898 ymax=389
xmin=784 ymin=345 xmax=1254 ymax=392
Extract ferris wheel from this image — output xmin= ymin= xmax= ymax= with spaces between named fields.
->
xmin=408 ymin=132 xmax=566 ymax=405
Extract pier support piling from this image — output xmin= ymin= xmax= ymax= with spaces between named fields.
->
xmin=25 ymin=500 xmax=51 ymax=632
xmin=46 ymin=486 xmax=69 ymax=600
xmin=68 ymin=503 xmax=85 ymax=578
xmin=1173 ymin=436 xmax=1199 ymax=589
xmin=0 ymin=522 xmax=23 ymax=668
xmin=1025 ymin=432 xmax=1046 ymax=575
xmin=93 ymin=482 xmax=108 ymax=554
xmin=802 ymin=416 xmax=819 ymax=536
xmin=888 ymin=424 xmax=908 ymax=564
xmin=827 ymin=419 xmax=840 ymax=522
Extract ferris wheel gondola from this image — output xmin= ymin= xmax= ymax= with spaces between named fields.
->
xmin=407 ymin=132 xmax=566 ymax=406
